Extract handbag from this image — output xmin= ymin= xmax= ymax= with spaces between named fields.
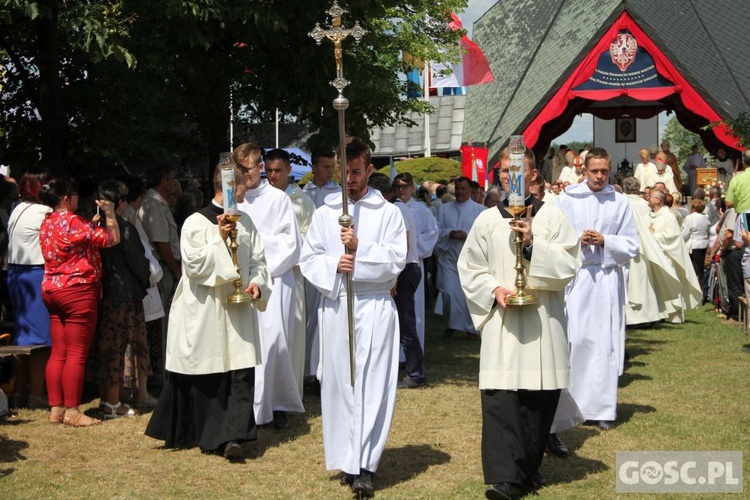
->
xmin=143 ymin=285 xmax=165 ymax=322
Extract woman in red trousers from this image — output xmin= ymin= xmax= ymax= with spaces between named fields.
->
xmin=39 ymin=178 xmax=120 ymax=427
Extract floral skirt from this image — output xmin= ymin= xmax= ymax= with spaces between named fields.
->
xmin=88 ymin=300 xmax=151 ymax=389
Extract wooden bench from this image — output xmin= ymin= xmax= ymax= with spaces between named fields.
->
xmin=0 ymin=345 xmax=48 ymax=361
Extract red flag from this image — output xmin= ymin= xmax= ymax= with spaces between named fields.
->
xmin=460 ymin=37 xmax=494 ymax=86
xmin=461 ymin=145 xmax=489 ymax=188
xmin=432 ymin=13 xmax=494 ymax=88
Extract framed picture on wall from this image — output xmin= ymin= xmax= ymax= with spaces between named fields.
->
xmin=615 ymin=117 xmax=636 ymax=143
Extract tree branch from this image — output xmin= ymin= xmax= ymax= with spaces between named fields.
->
xmin=0 ymin=33 xmax=40 ymax=110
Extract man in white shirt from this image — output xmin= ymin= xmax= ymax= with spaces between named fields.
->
xmin=302 ymin=148 xmax=339 ymax=208
xmin=393 ymin=172 xmax=439 ymax=352
xmin=369 ymin=175 xmax=425 ymax=388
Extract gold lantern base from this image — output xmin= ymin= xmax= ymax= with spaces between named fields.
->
xmin=504 ymin=205 xmax=537 ymax=307
xmin=226 ymin=288 xmax=252 ymax=304
xmin=506 ymin=291 xmax=538 ymax=306
xmin=225 ymin=214 xmax=252 ymax=304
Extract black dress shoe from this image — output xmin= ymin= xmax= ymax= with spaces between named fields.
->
xmin=223 ymin=441 xmax=245 ymax=461
xmin=529 ymin=470 xmax=547 ymax=488
xmin=442 ymin=327 xmax=456 ymax=339
xmin=352 ymin=469 xmax=374 ymax=498
xmin=273 ymin=410 xmax=290 ymax=430
xmin=340 ymin=473 xmax=356 ymax=487
xmin=598 ymin=420 xmax=615 ymax=430
xmin=547 ymin=433 xmax=569 ymax=457
xmin=485 ymin=482 xmax=530 ymax=500
xmin=397 ymin=376 xmax=427 ymax=389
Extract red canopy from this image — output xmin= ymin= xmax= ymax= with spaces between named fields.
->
xmin=521 ymin=11 xmax=737 ymax=151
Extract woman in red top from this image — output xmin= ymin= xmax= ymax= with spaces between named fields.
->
xmin=39 ymin=178 xmax=120 ymax=427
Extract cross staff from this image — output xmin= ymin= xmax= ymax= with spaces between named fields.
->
xmin=309 ymin=1 xmax=366 ymax=388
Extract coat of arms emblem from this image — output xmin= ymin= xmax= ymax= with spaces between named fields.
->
xmin=610 ymin=33 xmax=637 ymax=72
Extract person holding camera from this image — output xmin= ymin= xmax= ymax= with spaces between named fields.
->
xmin=87 ymin=180 xmax=150 ymax=419
xmin=40 ymin=178 xmax=120 ymax=427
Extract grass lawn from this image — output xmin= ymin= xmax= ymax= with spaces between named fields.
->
xmin=1 ymin=304 xmax=748 ymax=498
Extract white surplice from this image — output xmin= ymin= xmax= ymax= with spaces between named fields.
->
xmin=634 ymin=161 xmax=657 ymax=190
xmin=287 ymin=183 xmax=316 ymax=397
xmin=166 ymin=209 xmax=271 ymax=375
xmin=239 ymin=180 xmax=304 ymax=425
xmin=457 ymin=202 xmax=581 ymax=390
xmin=299 ymin=187 xmax=406 ymax=475
xmin=558 ymin=166 xmax=582 ymax=186
xmin=434 ymin=199 xmax=485 ymax=333
xmin=625 ymin=195 xmax=683 ymax=325
xmin=405 ymin=198 xmax=439 ymax=349
xmin=648 ymin=206 xmax=702 ymax=322
xmin=646 ymin=169 xmax=678 ymax=194
xmin=556 ymin=183 xmax=639 ymax=422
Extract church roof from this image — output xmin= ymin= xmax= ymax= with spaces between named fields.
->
xmin=370 ymin=95 xmax=466 ymax=157
xmin=465 ymin=0 xmax=750 ymax=159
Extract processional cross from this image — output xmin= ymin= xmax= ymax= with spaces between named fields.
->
xmin=309 ymin=1 xmax=366 ymax=387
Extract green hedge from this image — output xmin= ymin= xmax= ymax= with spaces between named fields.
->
xmin=298 ymin=156 xmax=461 ymax=186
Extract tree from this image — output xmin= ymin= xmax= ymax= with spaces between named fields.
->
xmin=1 ymin=0 xmax=468 ymax=178
xmin=0 ymin=0 xmax=136 ymax=175
xmin=662 ymin=116 xmax=706 ymax=165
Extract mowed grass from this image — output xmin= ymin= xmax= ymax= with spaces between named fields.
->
xmin=1 ymin=304 xmax=748 ymax=499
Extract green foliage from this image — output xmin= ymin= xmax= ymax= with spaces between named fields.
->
xmin=712 ymin=111 xmax=750 ymax=150
xmin=390 ymin=156 xmax=461 ymax=184
xmin=662 ymin=116 xmax=706 ymax=165
xmin=0 ymin=0 xmax=468 ymax=176
xmin=298 ymin=156 xmax=461 ymax=186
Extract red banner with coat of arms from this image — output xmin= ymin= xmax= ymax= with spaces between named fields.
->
xmin=460 ymin=145 xmax=489 ymax=188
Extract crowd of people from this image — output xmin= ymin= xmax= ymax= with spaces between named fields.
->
xmin=0 ymin=139 xmax=748 ymax=499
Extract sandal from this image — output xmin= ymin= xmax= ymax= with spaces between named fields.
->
xmin=49 ymin=407 xmax=65 ymax=425
xmin=63 ymin=412 xmax=101 ymax=427
xmin=99 ymin=401 xmax=135 ymax=419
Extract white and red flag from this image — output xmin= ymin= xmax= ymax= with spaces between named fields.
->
xmin=431 ymin=13 xmax=494 ymax=88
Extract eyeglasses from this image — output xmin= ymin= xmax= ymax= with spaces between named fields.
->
xmin=237 ymin=165 xmax=254 ymax=175
xmin=392 ymin=184 xmax=410 ymax=190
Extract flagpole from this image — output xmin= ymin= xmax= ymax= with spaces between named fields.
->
xmin=275 ymin=108 xmax=280 ymax=148
xmin=471 ymin=146 xmax=477 ymax=182
xmin=309 ymin=1 xmax=366 ymax=388
xmin=424 ymin=61 xmax=431 ymax=158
